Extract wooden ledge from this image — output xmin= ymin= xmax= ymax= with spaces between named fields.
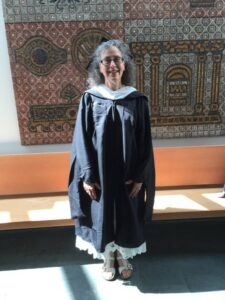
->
xmin=0 ymin=145 xmax=225 ymax=196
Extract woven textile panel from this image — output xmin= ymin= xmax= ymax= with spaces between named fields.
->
xmin=2 ymin=0 xmax=225 ymax=144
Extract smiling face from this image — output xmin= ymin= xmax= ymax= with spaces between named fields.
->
xmin=99 ymin=46 xmax=125 ymax=90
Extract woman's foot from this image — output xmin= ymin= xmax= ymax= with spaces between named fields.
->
xmin=102 ymin=252 xmax=116 ymax=281
xmin=116 ymin=251 xmax=133 ymax=280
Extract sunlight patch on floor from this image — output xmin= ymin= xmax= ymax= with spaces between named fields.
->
xmin=0 ymin=265 xmax=225 ymax=300
xmin=0 ymin=267 xmax=75 ymax=300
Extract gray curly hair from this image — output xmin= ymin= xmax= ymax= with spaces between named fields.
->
xmin=87 ymin=39 xmax=135 ymax=88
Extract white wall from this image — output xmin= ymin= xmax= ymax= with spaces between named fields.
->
xmin=0 ymin=0 xmax=224 ymax=154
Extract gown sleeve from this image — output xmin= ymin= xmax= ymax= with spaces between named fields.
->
xmin=134 ymin=97 xmax=156 ymax=222
xmin=133 ymin=97 xmax=155 ymax=183
xmin=72 ymin=92 xmax=97 ymax=184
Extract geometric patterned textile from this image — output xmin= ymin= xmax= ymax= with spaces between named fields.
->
xmin=2 ymin=0 xmax=225 ymax=144
xmin=15 ymin=36 xmax=67 ymax=76
xmin=5 ymin=21 xmax=123 ymax=144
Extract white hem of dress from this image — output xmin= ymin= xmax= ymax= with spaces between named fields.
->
xmin=75 ymin=235 xmax=147 ymax=260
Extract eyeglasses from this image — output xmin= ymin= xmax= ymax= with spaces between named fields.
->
xmin=100 ymin=56 xmax=124 ymax=66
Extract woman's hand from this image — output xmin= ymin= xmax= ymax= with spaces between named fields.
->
xmin=129 ymin=182 xmax=142 ymax=198
xmin=83 ymin=182 xmax=101 ymax=199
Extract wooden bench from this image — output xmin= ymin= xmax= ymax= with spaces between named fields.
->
xmin=0 ymin=145 xmax=225 ymax=230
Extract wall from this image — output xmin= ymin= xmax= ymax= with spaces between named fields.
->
xmin=0 ymin=1 xmax=224 ymax=196
xmin=0 ymin=0 xmax=225 ymax=155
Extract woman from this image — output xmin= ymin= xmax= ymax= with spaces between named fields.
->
xmin=68 ymin=39 xmax=155 ymax=281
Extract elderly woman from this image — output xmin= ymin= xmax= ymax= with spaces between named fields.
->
xmin=68 ymin=39 xmax=155 ymax=281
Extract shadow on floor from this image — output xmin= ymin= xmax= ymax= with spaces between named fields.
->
xmin=0 ymin=218 xmax=225 ymax=299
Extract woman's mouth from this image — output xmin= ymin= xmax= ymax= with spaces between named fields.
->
xmin=109 ymin=70 xmax=119 ymax=75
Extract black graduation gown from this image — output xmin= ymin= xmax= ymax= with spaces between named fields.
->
xmin=68 ymin=88 xmax=155 ymax=253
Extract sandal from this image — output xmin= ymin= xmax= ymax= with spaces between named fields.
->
xmin=102 ymin=255 xmax=116 ymax=281
xmin=116 ymin=253 xmax=133 ymax=280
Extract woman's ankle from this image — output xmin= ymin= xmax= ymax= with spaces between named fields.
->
xmin=104 ymin=251 xmax=115 ymax=261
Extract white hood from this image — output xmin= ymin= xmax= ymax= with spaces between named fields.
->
xmin=87 ymin=84 xmax=136 ymax=100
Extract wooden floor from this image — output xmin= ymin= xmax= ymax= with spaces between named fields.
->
xmin=0 ymin=187 xmax=224 ymax=230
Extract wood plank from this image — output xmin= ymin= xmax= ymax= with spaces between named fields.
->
xmin=155 ymin=145 xmax=225 ymax=186
xmin=0 ymin=146 xmax=225 ymax=196
xmin=0 ymin=152 xmax=70 ymax=195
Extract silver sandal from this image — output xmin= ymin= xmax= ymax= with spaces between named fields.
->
xmin=102 ymin=256 xmax=116 ymax=281
xmin=116 ymin=254 xmax=133 ymax=280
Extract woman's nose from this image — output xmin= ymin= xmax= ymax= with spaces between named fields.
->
xmin=109 ymin=59 xmax=116 ymax=66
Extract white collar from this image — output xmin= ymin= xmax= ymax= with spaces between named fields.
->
xmin=87 ymin=84 xmax=136 ymax=100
